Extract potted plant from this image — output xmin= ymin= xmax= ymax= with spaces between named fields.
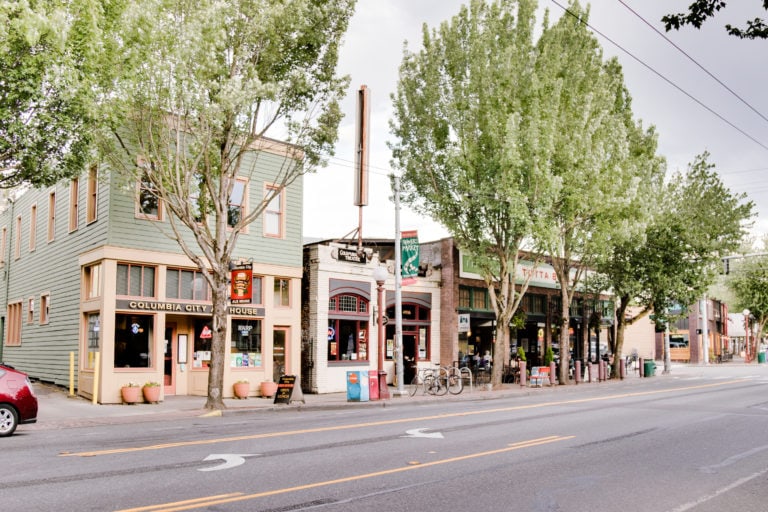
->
xmin=260 ymin=379 xmax=277 ymax=398
xmin=233 ymin=379 xmax=250 ymax=399
xmin=121 ymin=382 xmax=141 ymax=404
xmin=142 ymin=381 xmax=162 ymax=403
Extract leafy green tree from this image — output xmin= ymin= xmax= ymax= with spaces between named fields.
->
xmin=97 ymin=0 xmax=355 ymax=409
xmin=598 ymin=153 xmax=753 ymax=374
xmin=662 ymin=1 xmax=768 ymax=39
xmin=0 ymin=0 xmax=121 ymax=188
xmin=390 ymin=0 xmax=548 ymax=387
xmin=727 ymin=252 xmax=768 ymax=358
xmin=530 ymin=2 xmax=657 ymax=385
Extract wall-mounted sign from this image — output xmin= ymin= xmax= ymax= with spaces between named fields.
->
xmin=230 ymin=263 xmax=253 ymax=304
xmin=117 ymin=299 xmax=265 ymax=317
xmin=458 ymin=313 xmax=470 ymax=333
xmin=335 ymin=247 xmax=366 ymax=264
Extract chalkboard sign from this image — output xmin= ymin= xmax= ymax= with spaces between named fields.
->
xmin=274 ymin=375 xmax=305 ymax=404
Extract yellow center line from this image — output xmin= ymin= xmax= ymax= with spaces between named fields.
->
xmin=116 ymin=435 xmax=574 ymax=512
xmin=62 ymin=379 xmax=745 ymax=458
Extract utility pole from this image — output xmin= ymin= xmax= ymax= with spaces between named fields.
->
xmin=393 ymin=176 xmax=405 ymax=396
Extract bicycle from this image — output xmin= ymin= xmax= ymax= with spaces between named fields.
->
xmin=441 ymin=364 xmax=463 ymax=394
xmin=409 ymin=366 xmax=447 ymax=396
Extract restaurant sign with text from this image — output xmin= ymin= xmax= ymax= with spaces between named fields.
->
xmin=117 ymin=299 xmax=265 ymax=317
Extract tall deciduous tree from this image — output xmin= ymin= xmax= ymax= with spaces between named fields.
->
xmin=599 ymin=153 xmax=753 ymax=374
xmin=98 ymin=0 xmax=355 ymax=409
xmin=531 ymin=3 xmax=655 ymax=385
xmin=726 ymin=248 xmax=768 ymax=359
xmin=0 ymin=0 xmax=120 ymax=188
xmin=390 ymin=0 xmax=546 ymax=387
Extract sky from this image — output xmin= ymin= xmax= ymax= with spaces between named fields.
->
xmin=303 ymin=1 xmax=768 ymax=245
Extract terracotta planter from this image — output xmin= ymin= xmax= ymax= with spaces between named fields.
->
xmin=233 ymin=382 xmax=250 ymax=399
xmin=142 ymin=385 xmax=161 ymax=403
xmin=121 ymin=386 xmax=141 ymax=404
xmin=260 ymin=380 xmax=277 ymax=398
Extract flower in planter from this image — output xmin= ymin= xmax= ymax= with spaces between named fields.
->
xmin=235 ymin=379 xmax=249 ymax=384
xmin=123 ymin=381 xmax=140 ymax=388
xmin=143 ymin=381 xmax=161 ymax=388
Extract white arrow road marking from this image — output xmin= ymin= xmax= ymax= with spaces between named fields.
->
xmin=199 ymin=454 xmax=258 ymax=472
xmin=401 ymin=428 xmax=444 ymax=439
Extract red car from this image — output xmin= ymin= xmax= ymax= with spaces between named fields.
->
xmin=0 ymin=363 xmax=38 ymax=436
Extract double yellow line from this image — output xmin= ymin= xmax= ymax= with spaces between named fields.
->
xmin=117 ymin=435 xmax=574 ymax=512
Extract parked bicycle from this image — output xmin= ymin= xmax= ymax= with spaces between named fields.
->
xmin=409 ymin=365 xmax=447 ymax=396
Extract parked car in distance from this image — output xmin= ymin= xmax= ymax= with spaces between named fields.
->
xmin=0 ymin=363 xmax=38 ymax=437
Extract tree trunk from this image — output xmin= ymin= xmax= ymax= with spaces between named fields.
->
xmin=558 ymin=288 xmax=570 ymax=385
xmin=204 ymin=276 xmax=229 ymax=410
xmin=492 ymin=323 xmax=510 ymax=387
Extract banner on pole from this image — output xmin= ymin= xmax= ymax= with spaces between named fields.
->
xmin=401 ymin=230 xmax=419 ymax=286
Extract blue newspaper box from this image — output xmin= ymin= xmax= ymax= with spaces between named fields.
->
xmin=346 ymin=371 xmax=361 ymax=401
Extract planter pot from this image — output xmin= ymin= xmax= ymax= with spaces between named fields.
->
xmin=121 ymin=386 xmax=141 ymax=404
xmin=260 ymin=380 xmax=277 ymax=398
xmin=142 ymin=385 xmax=161 ymax=404
xmin=233 ymin=382 xmax=250 ymax=399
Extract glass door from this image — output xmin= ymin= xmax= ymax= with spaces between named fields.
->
xmin=163 ymin=325 xmax=176 ymax=395
xmin=273 ymin=327 xmax=288 ymax=382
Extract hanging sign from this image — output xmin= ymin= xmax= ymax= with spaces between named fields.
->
xmin=230 ymin=263 xmax=253 ymax=304
xmin=401 ymin=230 xmax=419 ymax=286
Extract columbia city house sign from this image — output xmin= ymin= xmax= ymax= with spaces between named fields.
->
xmin=116 ymin=299 xmax=265 ymax=317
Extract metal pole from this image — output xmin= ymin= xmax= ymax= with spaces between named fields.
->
xmin=701 ymin=295 xmax=709 ymax=365
xmin=393 ymin=176 xmax=405 ymax=396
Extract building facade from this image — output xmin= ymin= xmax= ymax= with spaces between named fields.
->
xmin=0 ymin=141 xmax=303 ymax=403
xmin=302 ymin=240 xmax=442 ymax=394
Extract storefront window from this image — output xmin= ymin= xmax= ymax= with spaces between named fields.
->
xmin=117 ymin=263 xmax=156 ymax=297
xmin=193 ymin=317 xmax=213 ymax=368
xmin=114 ymin=313 xmax=153 ymax=368
xmin=230 ymin=318 xmax=262 ymax=367
xmin=85 ymin=313 xmax=100 ymax=370
xmin=328 ymin=293 xmax=369 ymax=362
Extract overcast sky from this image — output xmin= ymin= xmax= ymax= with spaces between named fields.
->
xmin=303 ymin=0 xmax=768 ymax=245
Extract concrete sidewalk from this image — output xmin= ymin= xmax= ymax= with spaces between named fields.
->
xmin=24 ymin=361 xmax=759 ymax=432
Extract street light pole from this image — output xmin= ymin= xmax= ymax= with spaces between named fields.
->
xmin=373 ymin=266 xmax=390 ymax=399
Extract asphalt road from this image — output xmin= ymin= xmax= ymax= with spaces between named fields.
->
xmin=3 ymin=363 xmax=768 ymax=511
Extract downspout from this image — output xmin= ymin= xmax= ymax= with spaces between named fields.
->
xmin=1 ymin=197 xmax=15 ymax=362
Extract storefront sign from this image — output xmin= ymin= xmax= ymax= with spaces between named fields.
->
xmin=117 ymin=299 xmax=265 ymax=317
xmin=335 ymin=247 xmax=366 ymax=263
xmin=274 ymin=375 xmax=304 ymax=404
xmin=458 ymin=313 xmax=470 ymax=333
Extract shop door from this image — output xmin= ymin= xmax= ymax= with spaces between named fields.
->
xmin=273 ymin=327 xmax=289 ymax=382
xmin=164 ymin=325 xmax=176 ymax=395
xmin=403 ymin=334 xmax=416 ymax=384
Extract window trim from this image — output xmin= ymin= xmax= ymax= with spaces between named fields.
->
xmin=29 ymin=204 xmax=37 ymax=252
xmin=40 ymin=293 xmax=50 ymax=325
xmin=273 ymin=277 xmax=291 ymax=308
xmin=47 ymin=191 xmax=56 ymax=242
xmin=86 ymin=165 xmax=98 ymax=224
xmin=6 ymin=301 xmax=22 ymax=347
xmin=69 ymin=177 xmax=79 ymax=232
xmin=116 ymin=262 xmax=156 ymax=298
xmin=227 ymin=177 xmax=249 ymax=231
xmin=263 ymin=184 xmax=285 ymax=238
xmin=26 ymin=297 xmax=34 ymax=324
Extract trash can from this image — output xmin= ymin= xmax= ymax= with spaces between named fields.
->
xmin=643 ymin=359 xmax=655 ymax=377
xmin=759 ymin=352 xmax=766 ymax=364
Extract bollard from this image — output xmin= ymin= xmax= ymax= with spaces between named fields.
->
xmin=549 ymin=361 xmax=557 ymax=386
xmin=620 ymin=359 xmax=625 ymax=380
xmin=639 ymin=357 xmax=644 ymax=378
xmin=575 ymin=360 xmax=581 ymax=384
xmin=598 ymin=360 xmax=604 ymax=381
xmin=519 ymin=361 xmax=526 ymax=387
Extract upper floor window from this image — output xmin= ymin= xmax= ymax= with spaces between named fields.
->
xmin=86 ymin=165 xmax=98 ymax=224
xmin=227 ymin=179 xmax=247 ymax=228
xmin=138 ymin=173 xmax=160 ymax=219
xmin=0 ymin=226 xmax=6 ymax=266
xmin=29 ymin=204 xmax=37 ymax=252
xmin=274 ymin=278 xmax=290 ymax=307
xmin=166 ymin=268 xmax=210 ymax=301
xmin=47 ymin=191 xmax=56 ymax=242
xmin=252 ymin=275 xmax=263 ymax=305
xmin=14 ymin=215 xmax=21 ymax=260
xmin=27 ymin=297 xmax=34 ymax=324
xmin=85 ymin=263 xmax=102 ymax=299
xmin=264 ymin=185 xmax=284 ymax=238
xmin=117 ymin=263 xmax=156 ymax=297
xmin=69 ymin=177 xmax=79 ymax=232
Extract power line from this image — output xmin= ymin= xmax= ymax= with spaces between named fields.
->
xmin=616 ymin=0 xmax=768 ymax=127
xmin=549 ymin=0 xmax=768 ymax=153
